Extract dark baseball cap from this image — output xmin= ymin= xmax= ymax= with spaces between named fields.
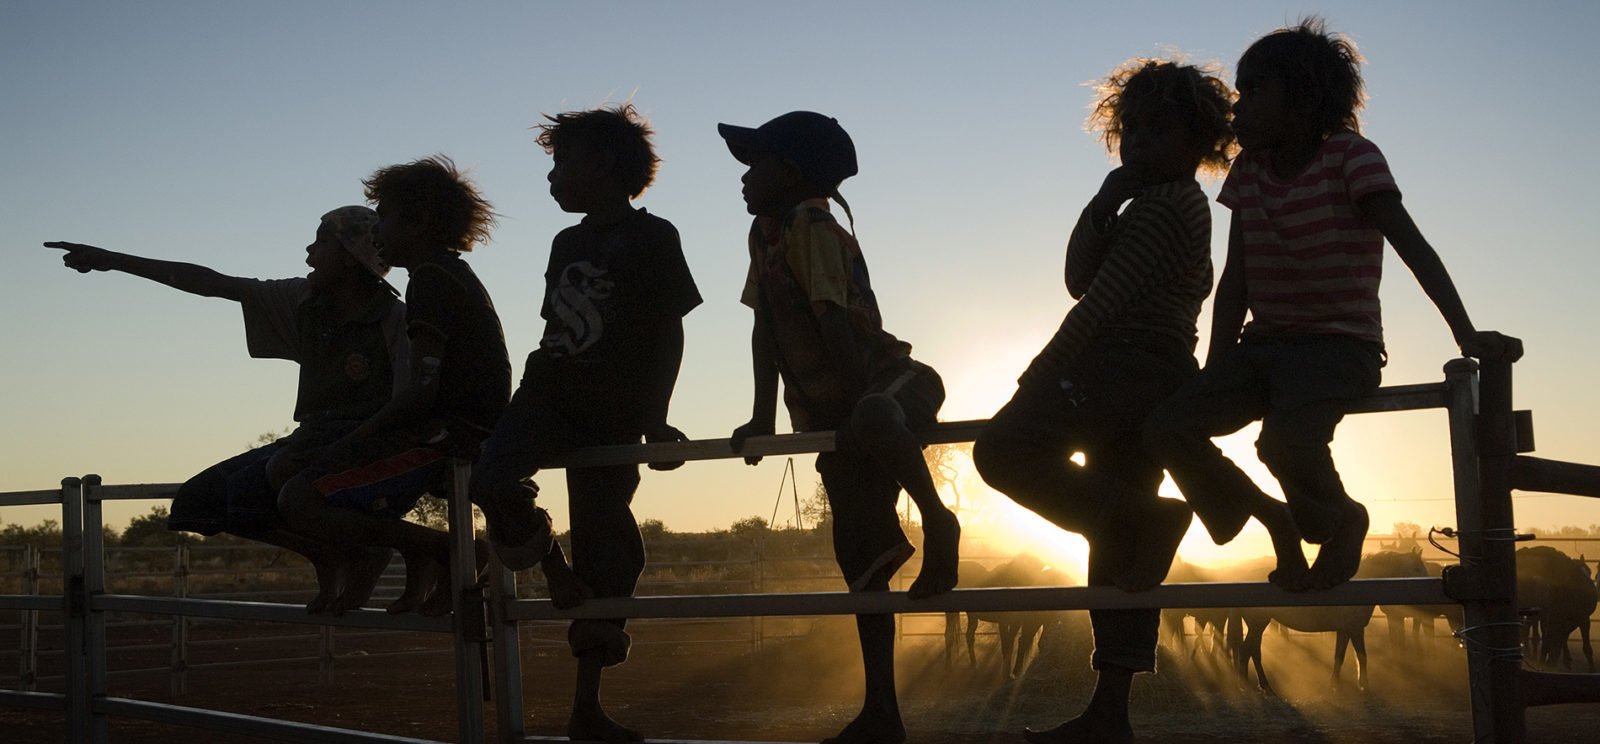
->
xmin=718 ymin=111 xmax=858 ymax=193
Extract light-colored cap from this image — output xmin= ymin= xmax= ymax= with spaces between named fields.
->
xmin=320 ymin=206 xmax=388 ymax=279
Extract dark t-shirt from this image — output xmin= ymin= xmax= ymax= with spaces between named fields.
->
xmin=240 ymin=277 xmax=408 ymax=429
xmin=405 ymin=253 xmax=513 ymax=432
xmin=534 ymin=208 xmax=701 ymax=422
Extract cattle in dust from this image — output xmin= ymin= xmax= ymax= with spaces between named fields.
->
xmin=1517 ymin=546 xmax=1597 ymax=671
xmin=942 ymin=555 xmax=1062 ymax=678
xmin=1231 ymin=549 xmax=1429 ymax=695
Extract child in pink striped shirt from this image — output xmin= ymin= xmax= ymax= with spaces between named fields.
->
xmin=1145 ymin=17 xmax=1516 ymax=592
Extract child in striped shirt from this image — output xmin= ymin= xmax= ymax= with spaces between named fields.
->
xmin=974 ymin=58 xmax=1234 ymax=744
xmin=1144 ymin=18 xmax=1515 ymax=593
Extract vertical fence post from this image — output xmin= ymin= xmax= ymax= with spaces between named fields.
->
xmin=1446 ymin=357 xmax=1525 ymax=743
xmin=319 ymin=624 xmax=335 ymax=686
xmin=488 ymin=557 xmax=524 ymax=744
xmin=20 ymin=545 xmax=39 ymax=692
xmin=170 ymin=544 xmax=189 ymax=696
xmin=750 ymin=537 xmax=762 ymax=653
xmin=61 ymin=477 xmax=86 ymax=744
xmin=447 ymin=459 xmax=486 ymax=744
xmin=82 ymin=474 xmax=109 ymax=744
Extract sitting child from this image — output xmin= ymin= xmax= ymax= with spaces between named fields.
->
xmin=278 ymin=156 xmax=512 ymax=615
xmin=1144 ymin=18 xmax=1516 ymax=591
xmin=471 ymin=104 xmax=701 ymax=744
xmin=721 ymin=111 xmax=959 ymax=744
xmin=973 ymin=58 xmax=1233 ymax=744
xmin=46 ymin=206 xmax=406 ymax=614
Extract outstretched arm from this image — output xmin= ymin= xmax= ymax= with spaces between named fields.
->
xmin=1362 ymin=192 xmax=1516 ymax=358
xmin=730 ymin=313 xmax=780 ymax=465
xmin=43 ymin=242 xmax=249 ymax=301
xmin=1206 ymin=213 xmax=1249 ymax=363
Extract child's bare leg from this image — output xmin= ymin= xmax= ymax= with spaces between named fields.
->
xmin=542 ymin=541 xmax=593 ymax=609
xmin=1246 ymin=493 xmax=1309 ymax=591
xmin=1024 ymin=664 xmax=1135 ymax=744
xmin=277 ymin=475 xmax=452 ymax=610
xmin=847 ymin=394 xmax=959 ymax=599
xmin=233 ymin=526 xmax=347 ymax=614
xmin=385 ymin=549 xmax=442 ymax=614
xmin=332 ymin=546 xmax=394 ymax=614
xmin=822 ymin=611 xmax=907 ymax=744
xmin=568 ymin=652 xmax=640 ymax=744
xmin=825 ymin=566 xmax=907 ymax=744
xmin=566 ymin=619 xmax=636 ymax=742
xmin=417 ymin=538 xmax=488 ymax=617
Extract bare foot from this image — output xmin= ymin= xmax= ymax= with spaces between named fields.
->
xmin=1114 ymin=498 xmax=1192 ymax=592
xmin=417 ymin=539 xmax=489 ymax=618
xmin=820 ymin=709 xmax=906 ymax=744
xmin=1023 ymin=709 xmax=1133 ymax=744
xmin=1258 ymin=500 xmax=1309 ymax=592
xmin=909 ymin=510 xmax=960 ymax=599
xmin=567 ymin=705 xmax=642 ymax=744
xmin=386 ymin=551 xmax=444 ymax=614
xmin=305 ymin=554 xmax=346 ymax=615
xmin=330 ymin=547 xmax=394 ymax=614
xmin=1305 ymin=501 xmax=1369 ymax=591
xmin=543 ymin=542 xmax=594 ymax=609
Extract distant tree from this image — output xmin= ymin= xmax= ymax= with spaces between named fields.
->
xmin=120 ymin=505 xmax=186 ymax=547
xmin=729 ymin=516 xmax=770 ymax=536
xmin=801 ymin=482 xmax=832 ymax=534
xmin=923 ymin=442 xmax=970 ymax=512
xmin=639 ymin=519 xmax=669 ymax=541
xmin=0 ymin=519 xmax=62 ymax=547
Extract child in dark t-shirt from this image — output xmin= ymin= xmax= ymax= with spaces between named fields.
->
xmin=279 ymin=156 xmax=512 ymax=616
xmin=471 ymin=105 xmax=700 ymax=744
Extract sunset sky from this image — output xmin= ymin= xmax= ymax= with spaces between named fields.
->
xmin=5 ymin=1 xmax=1598 ymax=574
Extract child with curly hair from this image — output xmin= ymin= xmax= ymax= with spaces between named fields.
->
xmin=973 ymin=57 xmax=1235 ymax=744
xmin=473 ymin=104 xmax=701 ymax=744
xmin=278 ymin=156 xmax=512 ymax=616
xmin=1143 ymin=18 xmax=1516 ymax=594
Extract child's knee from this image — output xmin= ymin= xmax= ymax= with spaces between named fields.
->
xmin=848 ymin=394 xmax=905 ymax=443
xmin=276 ymin=477 xmax=317 ymax=523
xmin=972 ymin=432 xmax=1019 ymax=491
xmin=468 ymin=463 xmax=535 ymax=508
xmin=1140 ymin=412 xmax=1184 ymax=460
xmin=1253 ymin=426 xmax=1326 ymax=480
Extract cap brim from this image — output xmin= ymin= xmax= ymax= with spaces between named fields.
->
xmin=717 ymin=123 xmax=761 ymax=165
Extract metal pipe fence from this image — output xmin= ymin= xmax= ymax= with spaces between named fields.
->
xmin=5 ymin=357 xmax=1600 ymax=742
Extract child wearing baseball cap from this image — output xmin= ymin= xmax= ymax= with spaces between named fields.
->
xmin=721 ymin=111 xmax=958 ymax=744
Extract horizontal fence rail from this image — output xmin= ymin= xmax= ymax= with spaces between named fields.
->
xmin=8 ymin=359 xmax=1600 ymax=743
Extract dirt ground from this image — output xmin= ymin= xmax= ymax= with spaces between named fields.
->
xmin=5 ymin=613 xmax=1600 ymax=743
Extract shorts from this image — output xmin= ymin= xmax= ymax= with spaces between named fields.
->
xmin=300 ymin=422 xmax=452 ymax=517
xmin=815 ymin=359 xmax=944 ymax=591
xmin=168 ymin=424 xmax=345 ymax=536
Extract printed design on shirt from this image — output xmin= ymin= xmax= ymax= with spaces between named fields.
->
xmin=344 ymin=352 xmax=372 ymax=382
xmin=542 ymin=260 xmax=615 ymax=357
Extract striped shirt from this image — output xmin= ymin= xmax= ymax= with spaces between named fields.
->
xmin=1219 ymin=131 xmax=1399 ymax=344
xmin=1023 ymin=179 xmax=1213 ymax=384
